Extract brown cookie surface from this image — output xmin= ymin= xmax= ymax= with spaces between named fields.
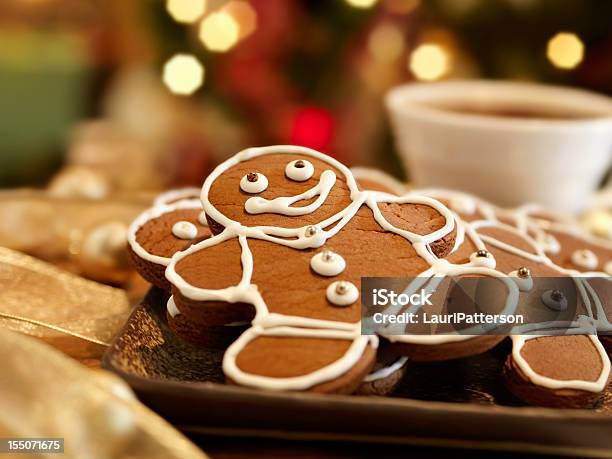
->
xmin=505 ymin=335 xmax=609 ymax=408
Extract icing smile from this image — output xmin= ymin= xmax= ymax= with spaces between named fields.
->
xmin=244 ymin=170 xmax=337 ymax=216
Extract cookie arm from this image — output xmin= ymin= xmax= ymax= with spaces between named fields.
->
xmin=166 ymin=233 xmax=256 ymax=325
xmin=369 ymin=196 xmax=457 ymax=258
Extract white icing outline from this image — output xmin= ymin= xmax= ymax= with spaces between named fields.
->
xmin=363 ymin=356 xmax=408 ymax=382
xmin=153 ymin=187 xmax=202 ymax=206
xmin=350 ymin=167 xmax=408 ymax=197
xmin=245 ymin=170 xmax=336 ymax=216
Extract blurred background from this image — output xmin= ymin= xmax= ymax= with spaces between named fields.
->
xmin=1 ymin=0 xmax=611 ymax=189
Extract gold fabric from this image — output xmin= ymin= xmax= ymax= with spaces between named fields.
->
xmin=0 ymin=247 xmax=131 ymax=358
xmin=0 ymin=328 xmax=208 ymax=459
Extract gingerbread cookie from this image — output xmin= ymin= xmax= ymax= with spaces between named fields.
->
xmin=419 ymin=190 xmax=611 ymax=407
xmin=356 ymin=175 xmax=611 ymax=406
xmin=494 ymin=200 xmax=612 ymax=351
xmin=164 ymin=145 xmax=482 ymax=393
xmin=128 ymin=192 xmax=210 ymax=290
xmin=505 ymin=334 xmax=609 ymax=408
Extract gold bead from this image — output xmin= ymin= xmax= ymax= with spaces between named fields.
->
xmin=476 ymin=249 xmax=489 ymax=258
xmin=517 ymin=267 xmax=531 ymax=278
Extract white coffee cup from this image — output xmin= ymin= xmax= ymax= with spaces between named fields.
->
xmin=386 ymin=80 xmax=612 ymax=214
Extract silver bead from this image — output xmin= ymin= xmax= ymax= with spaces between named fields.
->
xmin=321 ymin=250 xmax=335 ymax=262
xmin=294 ymin=160 xmax=305 ymax=169
xmin=550 ymin=289 xmax=564 ymax=302
xmin=476 ymin=249 xmax=490 ymax=258
xmin=335 ymin=281 xmax=349 ymax=295
xmin=247 ymin=172 xmax=258 ymax=182
xmin=305 ymin=226 xmax=319 ymax=237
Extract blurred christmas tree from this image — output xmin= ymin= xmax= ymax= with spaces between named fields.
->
xmin=148 ymin=0 xmax=611 ymax=180
xmin=1 ymin=0 xmax=610 ymax=186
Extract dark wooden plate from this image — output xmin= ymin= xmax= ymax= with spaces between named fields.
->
xmin=103 ymin=288 xmax=612 ymax=457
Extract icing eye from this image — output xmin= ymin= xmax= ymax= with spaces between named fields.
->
xmin=240 ymin=172 xmax=268 ymax=193
xmin=285 ymin=159 xmax=314 ymax=181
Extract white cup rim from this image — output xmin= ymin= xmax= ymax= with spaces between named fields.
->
xmin=386 ymin=80 xmax=612 ymax=132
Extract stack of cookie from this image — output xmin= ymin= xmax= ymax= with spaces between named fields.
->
xmin=127 ymin=145 xmax=611 ymax=408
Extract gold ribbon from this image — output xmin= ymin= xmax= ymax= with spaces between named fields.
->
xmin=0 ymin=247 xmax=131 ymax=357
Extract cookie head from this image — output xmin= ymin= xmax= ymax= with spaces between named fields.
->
xmin=202 ymin=147 xmax=357 ymax=231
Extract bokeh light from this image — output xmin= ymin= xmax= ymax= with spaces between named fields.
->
xmin=345 ymin=0 xmax=379 ymax=9
xmin=166 ymin=0 xmax=207 ymax=24
xmin=223 ymin=1 xmax=258 ymax=39
xmin=546 ymin=32 xmax=584 ymax=70
xmin=199 ymin=11 xmax=240 ymax=52
xmin=368 ymin=24 xmax=404 ymax=62
xmin=290 ymin=107 xmax=335 ymax=152
xmin=162 ymin=54 xmax=205 ymax=95
xmin=409 ymin=44 xmax=449 ymax=81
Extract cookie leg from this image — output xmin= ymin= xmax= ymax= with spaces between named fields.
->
xmin=504 ymin=335 xmax=611 ymax=408
xmin=224 ymin=327 xmax=377 ymax=394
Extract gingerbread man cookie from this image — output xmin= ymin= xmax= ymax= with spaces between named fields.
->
xmin=357 ymin=176 xmax=611 ymax=407
xmin=165 ymin=145 xmax=492 ymax=393
xmin=421 ymin=189 xmax=611 ymax=407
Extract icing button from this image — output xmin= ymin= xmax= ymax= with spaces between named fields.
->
xmin=310 ymin=250 xmax=346 ymax=276
xmin=240 ymin=172 xmax=268 ymax=193
xmin=537 ymin=233 xmax=561 ymax=254
xmin=509 ymin=267 xmax=533 ymax=292
xmin=286 ymin=159 xmax=314 ymax=181
xmin=326 ymin=281 xmax=358 ymax=307
xmin=172 ymin=221 xmax=198 ymax=240
xmin=198 ymin=210 xmax=207 ymax=225
xmin=571 ymin=249 xmax=598 ymax=270
xmin=469 ymin=250 xmax=496 ymax=269
xmin=542 ymin=289 xmax=568 ymax=311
